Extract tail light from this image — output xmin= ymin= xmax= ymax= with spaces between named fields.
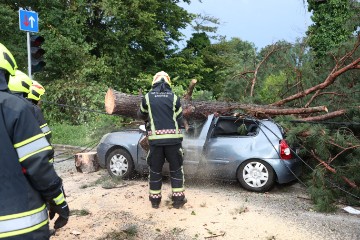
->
xmin=280 ymin=140 xmax=292 ymax=160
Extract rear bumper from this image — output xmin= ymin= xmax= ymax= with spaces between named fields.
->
xmin=272 ymin=158 xmax=302 ymax=184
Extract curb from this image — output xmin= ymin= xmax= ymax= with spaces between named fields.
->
xmin=52 ymin=144 xmax=89 ymax=152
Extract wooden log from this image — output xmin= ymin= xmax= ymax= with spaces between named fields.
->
xmin=105 ymin=88 xmax=142 ymax=119
xmin=104 ymin=88 xmax=328 ymax=120
xmin=75 ymin=152 xmax=100 ymax=173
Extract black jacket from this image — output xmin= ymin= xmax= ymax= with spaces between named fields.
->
xmin=0 ymin=79 xmax=61 ymax=238
xmin=138 ymin=81 xmax=184 ymax=146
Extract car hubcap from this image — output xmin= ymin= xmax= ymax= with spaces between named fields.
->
xmin=110 ymin=154 xmax=128 ymax=176
xmin=243 ymin=162 xmax=269 ymax=188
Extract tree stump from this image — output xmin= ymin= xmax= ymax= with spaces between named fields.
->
xmin=75 ymin=152 xmax=100 ymax=173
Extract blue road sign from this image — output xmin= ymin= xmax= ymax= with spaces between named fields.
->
xmin=19 ymin=9 xmax=39 ymax=33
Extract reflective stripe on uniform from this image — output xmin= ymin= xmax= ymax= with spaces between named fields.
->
xmin=172 ymin=187 xmax=185 ymax=192
xmin=149 ymin=189 xmax=161 ymax=194
xmin=0 ymin=204 xmax=48 ymax=238
xmin=14 ymin=135 xmax=51 ymax=162
xmin=53 ymin=192 xmax=65 ymax=205
xmin=145 ymin=94 xmax=156 ymax=135
xmin=148 ymin=133 xmax=183 ymax=140
xmin=40 ymin=124 xmax=51 ymax=135
xmin=140 ymin=102 xmax=148 ymax=113
xmin=172 ymin=95 xmax=179 ymax=133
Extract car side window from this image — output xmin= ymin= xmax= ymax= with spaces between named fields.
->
xmin=214 ymin=118 xmax=258 ymax=137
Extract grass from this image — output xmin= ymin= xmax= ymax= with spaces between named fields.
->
xmin=98 ymin=225 xmax=138 ymax=240
xmin=80 ymin=174 xmax=123 ymax=189
xmin=70 ymin=209 xmax=90 ymax=216
xmin=51 ymin=123 xmax=100 ymax=147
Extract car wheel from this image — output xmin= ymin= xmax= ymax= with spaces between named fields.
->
xmin=237 ymin=159 xmax=275 ymax=192
xmin=106 ymin=148 xmax=134 ymax=179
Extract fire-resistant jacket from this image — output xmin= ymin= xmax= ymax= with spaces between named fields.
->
xmin=30 ymin=102 xmax=52 ymax=143
xmin=12 ymin=92 xmax=52 ymax=143
xmin=0 ymin=89 xmax=61 ymax=239
xmin=138 ymin=81 xmax=184 ymax=146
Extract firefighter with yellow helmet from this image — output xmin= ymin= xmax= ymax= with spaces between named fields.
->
xmin=138 ymin=71 xmax=187 ymax=209
xmin=27 ymin=80 xmax=52 ymax=142
xmin=9 ymin=71 xmax=52 ymax=142
xmin=0 ymin=42 xmax=69 ymax=239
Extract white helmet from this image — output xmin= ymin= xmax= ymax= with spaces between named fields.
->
xmin=152 ymin=71 xmax=171 ymax=86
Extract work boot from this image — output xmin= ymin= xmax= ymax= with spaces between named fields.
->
xmin=149 ymin=194 xmax=161 ymax=209
xmin=172 ymin=192 xmax=187 ymax=209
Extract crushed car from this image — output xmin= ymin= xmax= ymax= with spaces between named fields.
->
xmin=97 ymin=114 xmax=301 ymax=192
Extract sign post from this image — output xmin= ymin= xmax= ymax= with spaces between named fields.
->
xmin=19 ymin=9 xmax=39 ymax=79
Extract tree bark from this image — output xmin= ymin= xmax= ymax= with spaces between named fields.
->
xmin=104 ymin=88 xmax=328 ymax=120
xmin=75 ymin=152 xmax=99 ymax=173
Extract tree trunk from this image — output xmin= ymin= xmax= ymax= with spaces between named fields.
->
xmin=105 ymin=88 xmax=142 ymax=119
xmin=104 ymin=88 xmax=328 ymax=120
xmin=75 ymin=152 xmax=100 ymax=173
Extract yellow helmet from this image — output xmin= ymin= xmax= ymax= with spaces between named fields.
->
xmin=0 ymin=43 xmax=18 ymax=76
xmin=28 ymin=80 xmax=45 ymax=101
xmin=8 ymin=70 xmax=32 ymax=94
xmin=152 ymin=71 xmax=171 ymax=86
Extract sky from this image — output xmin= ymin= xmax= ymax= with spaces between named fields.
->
xmin=178 ymin=0 xmax=313 ymax=49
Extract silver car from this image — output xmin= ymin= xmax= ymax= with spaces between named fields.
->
xmin=97 ymin=114 xmax=302 ymax=192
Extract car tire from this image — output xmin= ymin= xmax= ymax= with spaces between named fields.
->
xmin=237 ymin=159 xmax=275 ymax=192
xmin=106 ymin=148 xmax=134 ymax=179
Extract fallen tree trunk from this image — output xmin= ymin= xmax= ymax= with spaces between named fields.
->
xmin=104 ymin=88 xmax=328 ymax=120
xmin=75 ymin=152 xmax=99 ymax=173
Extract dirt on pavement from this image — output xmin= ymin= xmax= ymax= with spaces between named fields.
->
xmin=50 ymin=147 xmax=360 ymax=240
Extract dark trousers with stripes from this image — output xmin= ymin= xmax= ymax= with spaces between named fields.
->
xmin=147 ymin=143 xmax=184 ymax=194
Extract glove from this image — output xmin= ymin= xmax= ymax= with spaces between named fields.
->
xmin=49 ymin=201 xmax=69 ymax=229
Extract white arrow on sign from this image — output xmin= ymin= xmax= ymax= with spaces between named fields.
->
xmin=29 ymin=16 xmax=35 ymax=28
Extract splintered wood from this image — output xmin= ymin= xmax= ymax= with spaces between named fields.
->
xmin=75 ymin=152 xmax=100 ymax=173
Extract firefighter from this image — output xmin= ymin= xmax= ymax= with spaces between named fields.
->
xmin=9 ymin=70 xmax=52 ymax=142
xmin=138 ymin=71 xmax=187 ymax=209
xmin=0 ymin=43 xmax=69 ymax=239
xmin=27 ymin=80 xmax=52 ymax=142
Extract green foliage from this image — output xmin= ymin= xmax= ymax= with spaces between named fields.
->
xmin=258 ymin=72 xmax=287 ymax=104
xmin=307 ymin=0 xmax=360 ymax=60
xmin=278 ymin=115 xmax=360 ymax=212
xmin=51 ymin=114 xmax=122 ymax=146
xmin=308 ymin=169 xmax=337 ymax=212
xmin=70 ymin=209 xmax=90 ymax=216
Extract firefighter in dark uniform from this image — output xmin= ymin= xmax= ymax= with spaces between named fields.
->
xmin=138 ymin=71 xmax=187 ymax=209
xmin=27 ymin=80 xmax=52 ymax=142
xmin=0 ymin=43 xmax=69 ymax=239
xmin=9 ymin=71 xmax=52 ymax=143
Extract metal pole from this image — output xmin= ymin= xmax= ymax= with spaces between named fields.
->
xmin=27 ymin=31 xmax=32 ymax=79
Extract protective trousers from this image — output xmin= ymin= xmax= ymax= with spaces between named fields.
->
xmin=147 ymin=143 xmax=184 ymax=194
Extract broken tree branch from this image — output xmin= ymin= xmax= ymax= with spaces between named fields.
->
xmin=310 ymin=150 xmax=358 ymax=188
xmin=300 ymin=109 xmax=348 ymax=121
xmin=271 ymin=39 xmax=360 ymax=107
xmin=183 ymin=79 xmax=197 ymax=101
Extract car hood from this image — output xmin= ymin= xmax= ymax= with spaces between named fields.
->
xmin=99 ymin=129 xmax=143 ymax=146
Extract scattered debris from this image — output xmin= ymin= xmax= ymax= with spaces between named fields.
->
xmin=70 ymin=230 xmax=81 ymax=236
xmin=343 ymin=206 xmax=360 ymax=215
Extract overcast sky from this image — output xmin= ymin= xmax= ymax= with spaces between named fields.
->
xmin=178 ymin=0 xmax=312 ymax=49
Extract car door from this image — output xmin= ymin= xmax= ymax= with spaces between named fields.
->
xmin=182 ymin=115 xmax=215 ymax=176
xmin=203 ymin=117 xmax=257 ymax=179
